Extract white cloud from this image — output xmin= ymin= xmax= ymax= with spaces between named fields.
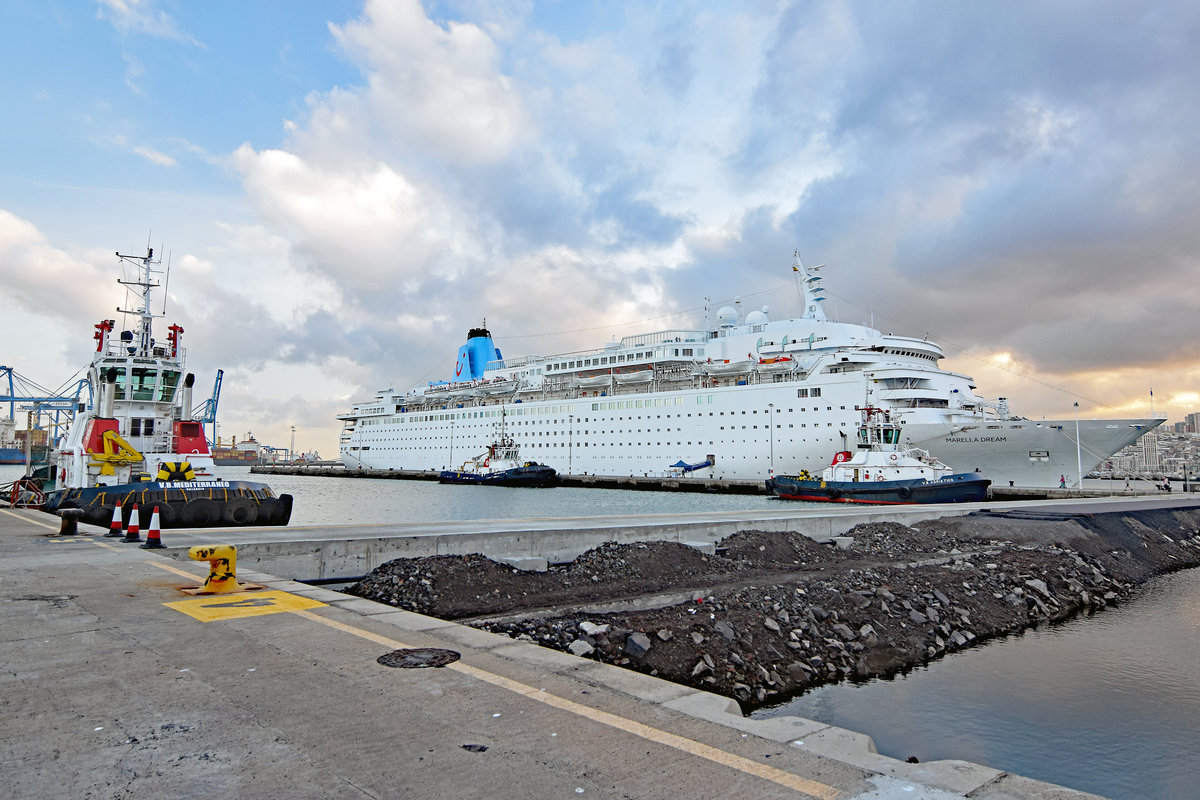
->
xmin=95 ymin=0 xmax=203 ymax=46
xmin=133 ymin=145 xmax=176 ymax=166
xmin=326 ymin=0 xmax=530 ymax=166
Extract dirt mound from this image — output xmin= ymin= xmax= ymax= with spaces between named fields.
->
xmin=347 ymin=508 xmax=1200 ymax=710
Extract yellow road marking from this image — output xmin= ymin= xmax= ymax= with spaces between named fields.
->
xmin=165 ymin=590 xmax=326 ymax=622
xmin=147 ymin=560 xmax=206 ymax=580
xmin=289 ymin=609 xmax=840 ymax=799
xmin=0 ymin=507 xmax=59 ymax=530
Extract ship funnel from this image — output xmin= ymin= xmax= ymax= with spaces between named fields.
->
xmin=181 ymin=373 xmax=195 ymax=420
xmin=100 ymin=367 xmax=118 ymax=418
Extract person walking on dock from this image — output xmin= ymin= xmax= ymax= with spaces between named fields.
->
xmin=1059 ymin=474 xmax=1067 ymax=488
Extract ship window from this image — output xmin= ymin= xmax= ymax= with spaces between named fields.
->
xmin=143 ymin=419 xmax=154 ymax=436
xmin=158 ymin=370 xmax=180 ymax=402
xmin=129 ymin=419 xmax=141 ymax=436
xmin=110 ymin=368 xmax=128 ymax=400
xmin=129 ymin=368 xmax=157 ymax=401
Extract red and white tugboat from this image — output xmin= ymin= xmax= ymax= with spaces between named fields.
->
xmin=39 ymin=245 xmax=292 ymax=528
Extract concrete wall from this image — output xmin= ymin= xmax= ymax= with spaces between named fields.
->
xmin=206 ymin=507 xmax=974 ymax=581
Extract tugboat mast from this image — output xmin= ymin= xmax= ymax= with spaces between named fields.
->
xmin=114 ymin=245 xmax=162 ymax=359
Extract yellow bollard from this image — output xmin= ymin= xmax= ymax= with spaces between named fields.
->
xmin=186 ymin=545 xmax=243 ymax=594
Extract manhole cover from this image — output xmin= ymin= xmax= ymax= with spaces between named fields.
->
xmin=377 ymin=648 xmax=461 ymax=668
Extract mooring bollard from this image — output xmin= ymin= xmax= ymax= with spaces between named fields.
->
xmin=187 ymin=545 xmax=243 ymax=593
xmin=57 ymin=508 xmax=85 ymax=535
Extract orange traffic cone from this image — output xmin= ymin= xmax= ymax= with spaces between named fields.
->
xmin=104 ymin=504 xmax=124 ymax=537
xmin=140 ymin=506 xmax=164 ymax=549
xmin=122 ymin=503 xmax=142 ymax=543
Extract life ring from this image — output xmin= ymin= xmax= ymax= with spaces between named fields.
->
xmin=876 ymin=475 xmax=885 ymax=482
xmin=897 ymin=486 xmax=913 ymax=500
xmin=222 ymin=498 xmax=258 ymax=526
xmin=888 ymin=453 xmax=899 ymax=462
xmin=156 ymin=461 xmax=195 ymax=482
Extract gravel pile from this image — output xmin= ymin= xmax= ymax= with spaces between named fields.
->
xmin=348 ymin=507 xmax=1200 ymax=710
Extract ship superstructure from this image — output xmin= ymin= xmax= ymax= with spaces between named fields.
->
xmin=338 ymin=252 xmax=1160 ymax=487
xmin=42 ymin=245 xmax=292 ymax=527
xmin=52 ymin=246 xmax=213 ymax=488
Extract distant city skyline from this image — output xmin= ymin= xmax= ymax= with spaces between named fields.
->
xmin=3 ymin=1 xmax=1199 ymax=453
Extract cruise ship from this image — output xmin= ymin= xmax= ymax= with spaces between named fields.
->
xmin=338 ymin=252 xmax=1161 ymax=487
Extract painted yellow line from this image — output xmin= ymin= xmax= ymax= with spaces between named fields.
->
xmin=146 ymin=560 xmax=206 ymax=580
xmin=290 ymin=609 xmax=840 ymax=799
xmin=0 ymin=507 xmax=59 ymax=530
xmin=166 ymin=590 xmax=326 ymax=622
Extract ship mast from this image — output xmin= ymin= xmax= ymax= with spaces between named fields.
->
xmin=115 ymin=244 xmax=162 ymax=358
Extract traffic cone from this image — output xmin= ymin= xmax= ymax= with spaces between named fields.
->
xmin=122 ymin=503 xmax=142 ymax=543
xmin=140 ymin=506 xmax=164 ymax=549
xmin=104 ymin=504 xmax=124 ymax=537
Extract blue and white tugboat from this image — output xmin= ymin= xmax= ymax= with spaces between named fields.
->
xmin=439 ymin=418 xmax=557 ymax=487
xmin=771 ymin=407 xmax=990 ymax=504
xmin=39 ymin=245 xmax=293 ymax=528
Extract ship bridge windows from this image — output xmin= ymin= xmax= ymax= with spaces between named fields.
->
xmin=128 ymin=368 xmax=159 ymax=401
xmin=109 ymin=367 xmax=128 ymax=400
xmin=158 ymin=370 xmax=180 ymax=402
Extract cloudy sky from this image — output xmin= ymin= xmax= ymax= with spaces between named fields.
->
xmin=2 ymin=0 xmax=1198 ymax=454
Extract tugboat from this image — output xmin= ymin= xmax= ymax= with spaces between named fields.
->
xmin=38 ymin=245 xmax=293 ymax=528
xmin=771 ymin=407 xmax=990 ymax=504
xmin=439 ymin=419 xmax=557 ymax=487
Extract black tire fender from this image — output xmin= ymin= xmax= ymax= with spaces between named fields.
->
xmin=186 ymin=498 xmax=220 ymax=526
xmin=897 ymin=486 xmax=913 ymax=501
xmin=153 ymin=502 xmax=177 ymax=528
xmin=222 ymin=498 xmax=258 ymax=526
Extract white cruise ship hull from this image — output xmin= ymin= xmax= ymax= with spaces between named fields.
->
xmin=338 ymin=253 xmax=1161 ymax=488
xmin=340 ymin=378 xmax=1157 ymax=488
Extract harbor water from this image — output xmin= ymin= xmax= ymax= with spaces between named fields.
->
xmin=5 ymin=463 xmax=1198 ymax=797
xmin=755 ymin=568 xmax=1200 ymax=800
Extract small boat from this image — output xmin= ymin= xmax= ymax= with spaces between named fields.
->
xmin=771 ymin=407 xmax=990 ymax=504
xmin=755 ymin=355 xmax=796 ymax=372
xmin=613 ymin=369 xmax=654 ymax=385
xmin=438 ymin=426 xmax=557 ymax=487
xmin=576 ymin=373 xmax=613 ymax=388
xmin=37 ymin=245 xmax=294 ymax=528
xmin=699 ymin=359 xmax=754 ymax=376
xmin=480 ymin=379 xmax=519 ymax=395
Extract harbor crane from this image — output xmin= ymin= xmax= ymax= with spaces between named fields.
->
xmin=192 ymin=368 xmax=223 ymax=446
xmin=0 ymin=365 xmax=90 ymax=444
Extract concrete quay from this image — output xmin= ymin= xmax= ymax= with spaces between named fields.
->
xmin=120 ymin=493 xmax=1181 ymax=584
xmin=0 ymin=504 xmax=1115 ymax=800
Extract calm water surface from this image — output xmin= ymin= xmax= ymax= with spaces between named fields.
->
xmin=212 ymin=465 xmax=788 ymax=525
xmin=756 ymin=569 xmax=1200 ymax=800
xmin=5 ymin=463 xmax=1197 ymax=797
